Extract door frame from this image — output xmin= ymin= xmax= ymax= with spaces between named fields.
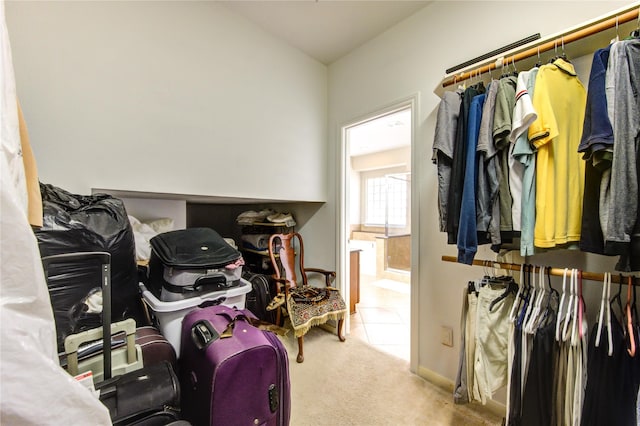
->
xmin=337 ymin=94 xmax=419 ymax=372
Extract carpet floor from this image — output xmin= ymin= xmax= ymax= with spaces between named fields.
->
xmin=280 ymin=327 xmax=503 ymax=426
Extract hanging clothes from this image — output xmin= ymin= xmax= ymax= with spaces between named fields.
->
xmin=528 ymin=58 xmax=586 ymax=249
xmin=473 ymin=281 xmax=516 ymax=403
xmin=433 ymin=90 xmax=463 ymax=233
xmin=432 ymin=26 xmax=639 ymax=272
xmin=447 ymin=83 xmax=486 ymax=245
xmin=476 ymin=82 xmax=501 ymax=249
xmin=581 ymin=320 xmax=640 ymax=425
xmin=454 ymin=284 xmax=472 ymax=404
xmin=578 ymin=45 xmax=612 ymax=256
xmin=457 ymin=93 xmax=487 ymax=264
xmin=493 ymin=75 xmax=518 ymax=246
xmin=520 ymin=297 xmax=558 ymax=426
xmin=453 ymin=275 xmax=517 ymax=405
xmin=601 ymin=39 xmax=640 ymax=271
xmin=511 ymin=68 xmax=539 ymax=257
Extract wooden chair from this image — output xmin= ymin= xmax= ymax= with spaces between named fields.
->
xmin=267 ymin=232 xmax=346 ymax=363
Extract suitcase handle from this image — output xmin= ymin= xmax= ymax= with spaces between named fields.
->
xmin=193 ymin=275 xmax=227 ymax=290
xmin=41 ymin=252 xmax=113 ymax=379
xmin=190 ymin=320 xmax=220 ymax=350
xmin=64 ymin=318 xmax=137 ymax=376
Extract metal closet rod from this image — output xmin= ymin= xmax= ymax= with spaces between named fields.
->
xmin=441 ymin=255 xmax=639 ymax=285
xmin=441 ymin=6 xmax=640 ymax=89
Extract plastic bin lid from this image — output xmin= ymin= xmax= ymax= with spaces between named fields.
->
xmin=139 ymin=278 xmax=251 ymax=313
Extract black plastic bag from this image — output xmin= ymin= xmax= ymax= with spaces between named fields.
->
xmin=36 ymin=182 xmax=144 ymax=352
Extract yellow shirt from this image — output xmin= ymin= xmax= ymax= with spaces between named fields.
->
xmin=528 ymin=59 xmax=586 ymax=248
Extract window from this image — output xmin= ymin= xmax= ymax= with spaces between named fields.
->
xmin=363 ymin=171 xmax=410 ymax=228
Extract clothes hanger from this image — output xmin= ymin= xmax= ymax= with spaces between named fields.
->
xmin=489 ymin=278 xmax=517 ymax=312
xmin=481 ymin=260 xmax=489 ymax=282
xmin=606 ymin=273 xmax=613 ymax=356
xmin=539 ymin=266 xmax=559 ymax=326
xmin=538 ymin=265 xmax=555 ymax=327
xmin=454 ymin=74 xmax=466 ymax=91
xmin=509 ymin=57 xmax=519 ymax=77
xmin=536 ymin=266 xmax=549 ymax=331
xmin=625 ymin=275 xmax=636 ymax=356
xmin=473 ymin=69 xmax=486 ymax=91
xmin=522 ymin=265 xmax=538 ymax=332
xmin=632 ymin=276 xmax=639 ymax=350
xmin=569 ymin=269 xmax=582 ymax=345
xmin=595 ymin=272 xmax=610 ymax=347
xmin=548 ymin=39 xmax=559 ymax=64
xmin=562 ymin=268 xmax=577 ymax=343
xmin=633 ymin=276 xmax=638 ymax=329
xmin=578 ymin=270 xmax=587 ymax=340
xmin=612 ymin=16 xmax=621 ymax=44
xmin=522 ymin=265 xmax=537 ymax=333
xmin=508 ymin=263 xmax=525 ymax=322
xmin=500 ymin=58 xmax=510 ymax=78
xmin=517 ymin=264 xmax=532 ymax=328
xmin=488 ymin=262 xmax=517 ymax=312
xmin=534 ymin=46 xmax=542 ymax=68
xmin=629 ymin=10 xmax=639 ymax=38
xmin=560 ymin=36 xmax=570 ymax=62
xmin=610 ymin=273 xmax=625 ymax=327
xmin=526 ymin=265 xmax=546 ymax=333
xmin=555 ymin=267 xmax=569 ymax=341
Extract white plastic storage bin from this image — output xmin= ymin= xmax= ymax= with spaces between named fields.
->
xmin=139 ymin=278 xmax=251 ymax=356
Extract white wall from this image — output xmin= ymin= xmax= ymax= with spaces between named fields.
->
xmin=6 ymin=1 xmax=327 ymax=202
xmin=328 ymin=0 xmax=634 ymax=404
xmin=119 ymin=197 xmax=186 ymax=230
xmin=351 ymin=146 xmax=410 ymax=172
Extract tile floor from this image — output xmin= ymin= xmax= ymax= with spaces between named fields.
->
xmin=349 ymin=273 xmax=411 ymax=360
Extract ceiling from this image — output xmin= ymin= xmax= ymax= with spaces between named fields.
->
xmin=219 ymin=1 xmax=431 ymax=65
xmin=348 ymin=108 xmax=411 ymax=157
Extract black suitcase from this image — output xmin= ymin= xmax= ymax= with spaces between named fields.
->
xmin=42 ymin=252 xmax=182 ymax=425
xmin=149 ymin=228 xmax=244 ymax=301
xmin=96 ymin=361 xmax=181 ymax=426
xmin=243 ymin=271 xmax=277 ymax=324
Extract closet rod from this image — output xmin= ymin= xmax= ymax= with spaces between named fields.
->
xmin=441 ymin=255 xmax=639 ymax=285
xmin=441 ymin=6 xmax=639 ymax=89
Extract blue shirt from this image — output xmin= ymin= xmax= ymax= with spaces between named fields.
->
xmin=457 ymin=93 xmax=486 ymax=264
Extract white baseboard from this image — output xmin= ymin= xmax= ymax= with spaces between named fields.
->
xmin=416 ymin=366 xmax=507 ymax=419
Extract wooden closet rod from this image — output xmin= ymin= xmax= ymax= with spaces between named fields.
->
xmin=441 ymin=255 xmax=639 ymax=285
xmin=441 ymin=6 xmax=639 ymax=89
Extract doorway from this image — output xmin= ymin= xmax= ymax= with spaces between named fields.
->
xmin=342 ymin=103 xmax=413 ymax=361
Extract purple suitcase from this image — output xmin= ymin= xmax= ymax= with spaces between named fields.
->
xmin=179 ymin=305 xmax=290 ymax=426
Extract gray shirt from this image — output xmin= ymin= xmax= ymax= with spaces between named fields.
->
xmin=603 ymin=39 xmax=640 ymax=254
xmin=476 ymin=82 xmax=500 ymax=246
xmin=433 ymin=90 xmax=462 ymax=232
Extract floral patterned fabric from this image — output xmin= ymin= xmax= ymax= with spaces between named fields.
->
xmin=286 ymin=286 xmax=347 ymax=337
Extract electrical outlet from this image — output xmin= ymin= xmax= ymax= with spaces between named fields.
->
xmin=440 ymin=326 xmax=453 ymax=347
